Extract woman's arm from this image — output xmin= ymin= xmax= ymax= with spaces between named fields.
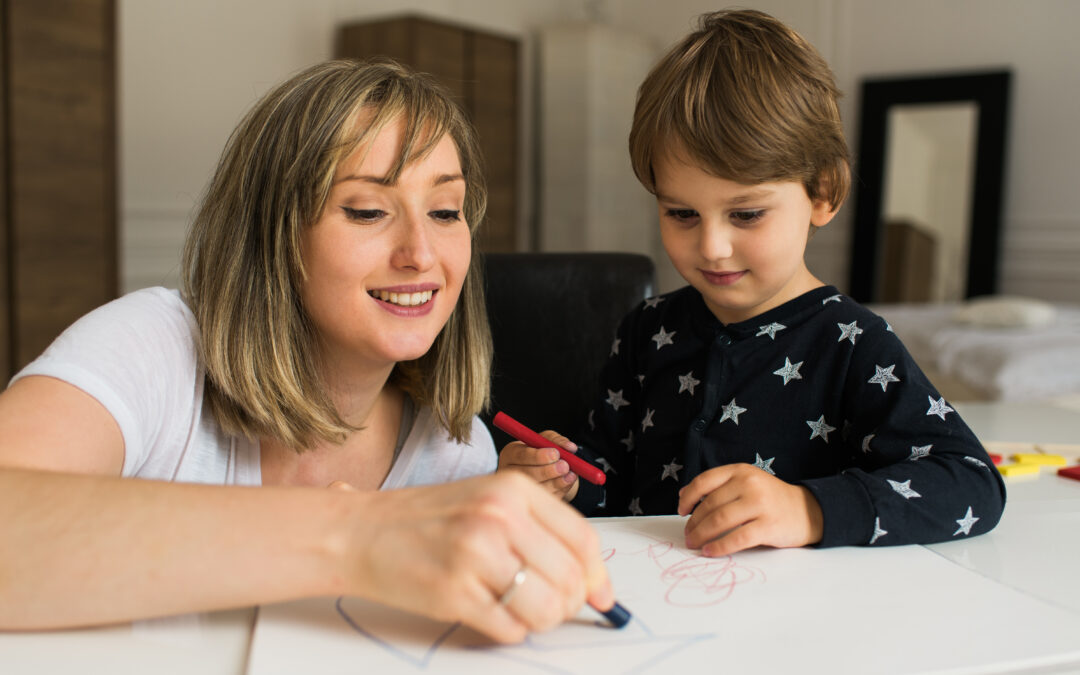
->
xmin=0 ymin=378 xmax=613 ymax=643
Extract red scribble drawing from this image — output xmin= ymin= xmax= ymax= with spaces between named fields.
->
xmin=603 ymin=532 xmax=765 ymax=607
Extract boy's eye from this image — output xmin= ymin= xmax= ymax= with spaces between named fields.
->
xmin=665 ymin=208 xmax=699 ymax=222
xmin=731 ymin=210 xmax=764 ymax=225
xmin=341 ymin=207 xmax=384 ymax=222
xmin=430 ymin=209 xmax=462 ymax=223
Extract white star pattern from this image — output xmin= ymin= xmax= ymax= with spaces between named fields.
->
xmin=661 ymin=460 xmax=683 ymax=481
xmin=637 ymin=374 xmax=645 ymax=386
xmin=884 ymin=321 xmax=895 ymax=333
xmin=610 ymin=337 xmax=621 ymax=356
xmin=756 ymin=322 xmax=787 ymax=340
xmin=868 ymin=364 xmax=900 ymax=392
xmin=963 ymin=456 xmax=990 ymax=470
xmin=870 ymin=517 xmax=887 ymax=544
xmin=887 ymin=479 xmax=921 ymax=499
xmin=597 ymin=493 xmax=606 ymax=510
xmin=773 ymin=357 xmax=804 ymax=385
xmin=806 ymin=415 xmax=836 ymax=442
xmin=628 ymin=498 xmax=644 ymax=515
xmin=620 ymin=431 xmax=634 ymax=452
xmin=836 ymin=321 xmax=864 ymax=345
xmin=954 ymin=506 xmax=979 ymax=536
xmin=862 ymin=434 xmax=875 ymax=453
xmin=909 ymin=444 xmax=932 ymax=461
xmin=588 ymin=409 xmax=595 ymax=430
xmin=823 ymin=294 xmax=843 ymax=304
xmin=753 ymin=453 xmax=776 ymax=475
xmin=926 ymin=396 xmax=955 ymax=420
xmin=643 ymin=296 xmax=664 ymax=309
xmin=595 ymin=457 xmax=615 ymax=474
xmin=677 ymin=371 xmax=700 ymax=396
xmin=719 ymin=398 xmax=747 ymax=425
xmin=605 ymin=389 xmax=629 ymax=411
xmin=641 ymin=408 xmax=655 ymax=432
xmin=651 ymin=326 xmax=676 ymax=350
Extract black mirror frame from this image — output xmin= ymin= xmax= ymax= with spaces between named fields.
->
xmin=848 ymin=70 xmax=1011 ymax=303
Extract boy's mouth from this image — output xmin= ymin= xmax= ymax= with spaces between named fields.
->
xmin=368 ymin=289 xmax=435 ymax=307
xmin=701 ymin=270 xmax=746 ymax=286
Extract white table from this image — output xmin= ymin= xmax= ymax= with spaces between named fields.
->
xmin=4 ymin=401 xmax=1080 ymax=674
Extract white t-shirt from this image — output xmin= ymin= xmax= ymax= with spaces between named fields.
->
xmin=12 ymin=287 xmax=496 ymax=487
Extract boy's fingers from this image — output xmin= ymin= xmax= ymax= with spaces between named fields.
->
xmin=538 ymin=430 xmax=578 ymax=452
xmin=700 ymin=521 xmax=763 ymax=557
xmin=684 ymin=495 xmax=755 ymax=549
xmin=677 ymin=466 xmax=737 ymax=515
xmin=502 ymin=443 xmax=561 ymax=467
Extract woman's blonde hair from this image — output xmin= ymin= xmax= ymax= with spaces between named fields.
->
xmin=181 ymin=59 xmax=491 ymax=449
xmin=629 ymin=9 xmax=850 ymax=209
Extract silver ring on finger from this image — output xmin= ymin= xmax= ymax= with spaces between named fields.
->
xmin=498 ymin=567 xmax=527 ymax=606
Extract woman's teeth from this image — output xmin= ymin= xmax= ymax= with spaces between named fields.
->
xmin=370 ymin=289 xmax=434 ymax=307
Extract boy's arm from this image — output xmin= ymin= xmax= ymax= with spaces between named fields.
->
xmin=569 ymin=311 xmax=644 ymax=516
xmin=800 ymin=317 xmax=1005 ymax=547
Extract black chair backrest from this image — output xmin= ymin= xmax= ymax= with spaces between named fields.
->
xmin=481 ymin=252 xmax=657 ymax=447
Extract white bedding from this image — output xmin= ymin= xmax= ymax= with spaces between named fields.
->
xmin=869 ymin=301 xmax=1080 ymax=401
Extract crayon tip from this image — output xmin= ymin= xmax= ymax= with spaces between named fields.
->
xmin=599 ymin=601 xmax=632 ymax=628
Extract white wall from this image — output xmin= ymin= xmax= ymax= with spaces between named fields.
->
xmin=121 ymin=0 xmax=1080 ymax=302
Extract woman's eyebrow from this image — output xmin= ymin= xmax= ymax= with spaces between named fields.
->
xmin=335 ymin=173 xmax=464 ymax=186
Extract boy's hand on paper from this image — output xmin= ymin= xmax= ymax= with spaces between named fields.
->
xmin=676 ymin=463 xmax=824 ymax=556
xmin=497 ymin=430 xmax=580 ymax=502
xmin=345 ymin=472 xmax=612 ymax=644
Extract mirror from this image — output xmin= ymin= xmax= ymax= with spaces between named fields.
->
xmin=848 ymin=71 xmax=1011 ymax=303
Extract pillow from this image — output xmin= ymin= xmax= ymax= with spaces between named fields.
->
xmin=952 ymin=295 xmax=1056 ymax=328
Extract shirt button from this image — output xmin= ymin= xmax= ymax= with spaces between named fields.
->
xmin=693 ymin=419 xmax=707 ymax=431
xmin=717 ymin=334 xmax=733 ymax=346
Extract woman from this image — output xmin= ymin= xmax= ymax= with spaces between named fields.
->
xmin=0 ymin=59 xmax=613 ymax=644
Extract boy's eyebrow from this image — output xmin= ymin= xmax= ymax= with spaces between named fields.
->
xmin=656 ymin=187 xmax=776 ymax=205
xmin=336 ymin=173 xmax=465 ymax=186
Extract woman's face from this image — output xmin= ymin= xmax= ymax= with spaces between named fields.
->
xmin=300 ymin=117 xmax=472 ymax=374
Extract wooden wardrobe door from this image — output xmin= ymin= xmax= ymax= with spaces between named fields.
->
xmin=2 ymin=0 xmax=117 ymax=375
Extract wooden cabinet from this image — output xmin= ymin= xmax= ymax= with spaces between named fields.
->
xmin=335 ymin=15 xmax=519 ymax=253
xmin=0 ymin=0 xmax=117 ymax=378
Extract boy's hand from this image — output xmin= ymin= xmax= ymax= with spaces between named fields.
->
xmin=497 ymin=430 xmax=580 ymax=502
xmin=677 ymin=464 xmax=824 ymax=556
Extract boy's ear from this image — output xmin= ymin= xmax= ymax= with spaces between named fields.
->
xmin=810 ymin=197 xmax=839 ymax=228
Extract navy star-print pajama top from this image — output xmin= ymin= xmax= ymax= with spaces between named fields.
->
xmin=570 ymin=285 xmax=1006 ymax=547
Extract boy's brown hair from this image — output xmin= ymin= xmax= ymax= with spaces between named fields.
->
xmin=629 ymin=9 xmax=850 ymax=209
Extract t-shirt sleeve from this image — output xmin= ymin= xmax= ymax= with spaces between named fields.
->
xmin=10 ymin=288 xmax=202 ymax=477
xmin=800 ymin=315 xmax=1006 ymax=547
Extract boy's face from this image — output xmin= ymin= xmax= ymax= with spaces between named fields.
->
xmin=653 ymin=151 xmax=837 ymax=325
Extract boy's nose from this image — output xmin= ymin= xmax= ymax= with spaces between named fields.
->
xmin=699 ymin=223 xmax=734 ymax=261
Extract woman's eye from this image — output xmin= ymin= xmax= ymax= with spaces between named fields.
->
xmin=665 ymin=208 xmax=699 ymax=222
xmin=341 ymin=207 xmax=384 ymax=222
xmin=731 ymin=210 xmax=764 ymax=225
xmin=430 ymin=209 xmax=462 ymax=223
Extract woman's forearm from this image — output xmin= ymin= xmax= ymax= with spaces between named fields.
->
xmin=0 ymin=468 xmax=357 ymax=629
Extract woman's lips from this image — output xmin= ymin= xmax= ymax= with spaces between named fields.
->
xmin=701 ymin=270 xmax=747 ymax=286
xmin=367 ymin=288 xmax=438 ymax=316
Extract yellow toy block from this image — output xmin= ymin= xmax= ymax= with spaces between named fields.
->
xmin=1012 ymin=452 xmax=1068 ymax=467
xmin=996 ymin=463 xmax=1041 ymax=477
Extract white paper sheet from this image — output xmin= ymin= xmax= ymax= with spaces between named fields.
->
xmin=247 ymin=516 xmax=1080 ymax=674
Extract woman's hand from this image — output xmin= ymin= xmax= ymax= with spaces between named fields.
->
xmin=343 ymin=471 xmax=611 ymax=643
xmin=677 ymin=463 xmax=824 ymax=557
xmin=496 ymin=430 xmax=580 ymax=502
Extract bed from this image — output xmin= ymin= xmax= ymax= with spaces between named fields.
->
xmin=869 ymin=296 xmax=1080 ymax=403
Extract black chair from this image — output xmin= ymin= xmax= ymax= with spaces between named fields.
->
xmin=481 ymin=252 xmax=657 ymax=447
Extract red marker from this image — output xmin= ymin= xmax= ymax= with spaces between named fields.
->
xmin=1058 ymin=465 xmax=1080 ymax=482
xmin=493 ymin=411 xmax=607 ymax=486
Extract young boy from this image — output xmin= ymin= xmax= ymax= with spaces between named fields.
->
xmin=498 ymin=9 xmax=1005 ymax=555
